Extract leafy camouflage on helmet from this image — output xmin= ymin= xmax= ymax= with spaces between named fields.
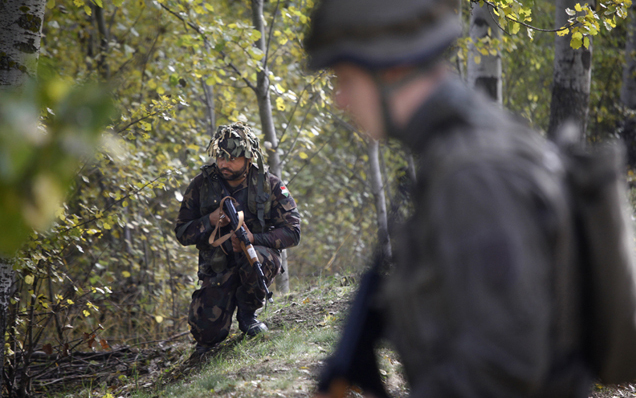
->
xmin=207 ymin=122 xmax=263 ymax=162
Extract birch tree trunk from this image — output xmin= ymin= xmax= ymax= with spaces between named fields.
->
xmin=0 ymin=0 xmax=46 ymax=88
xmin=250 ymin=0 xmax=289 ymax=293
xmin=0 ymin=1 xmax=46 ymax=394
xmin=621 ymin=3 xmax=636 ymax=166
xmin=547 ymin=0 xmax=592 ymax=140
xmin=467 ymin=2 xmax=502 ymax=104
xmin=367 ymin=140 xmax=392 ymax=260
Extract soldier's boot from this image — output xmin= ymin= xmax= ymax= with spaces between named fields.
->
xmin=237 ymin=308 xmax=268 ymax=337
xmin=188 ymin=342 xmax=216 ymax=362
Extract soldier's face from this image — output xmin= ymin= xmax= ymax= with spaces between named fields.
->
xmin=217 ymin=156 xmax=249 ymax=181
xmin=332 ymin=63 xmax=385 ymax=139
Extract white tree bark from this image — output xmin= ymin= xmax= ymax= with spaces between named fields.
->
xmin=250 ymin=0 xmax=289 ymax=293
xmin=0 ymin=1 xmax=45 ymax=393
xmin=367 ymin=140 xmax=392 ymax=260
xmin=0 ymin=0 xmax=46 ymax=88
xmin=467 ymin=2 xmax=502 ymax=104
xmin=548 ymin=0 xmax=592 ymax=139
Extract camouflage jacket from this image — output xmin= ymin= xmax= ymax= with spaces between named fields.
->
xmin=175 ymin=164 xmax=301 ymax=272
xmin=383 ymin=76 xmax=592 ymax=397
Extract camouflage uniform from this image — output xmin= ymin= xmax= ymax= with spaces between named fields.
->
xmin=382 ymin=77 xmax=592 ymax=397
xmin=175 ymin=127 xmax=301 ymax=347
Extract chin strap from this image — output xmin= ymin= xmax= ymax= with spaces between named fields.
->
xmin=370 ymin=63 xmax=438 ymax=138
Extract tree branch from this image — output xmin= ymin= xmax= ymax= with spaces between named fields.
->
xmin=264 ymin=0 xmax=281 ymax=71
xmin=280 ymin=95 xmax=318 ymax=168
xmin=475 ymin=0 xmax=573 ymax=33
xmin=158 ymin=2 xmax=257 ymax=92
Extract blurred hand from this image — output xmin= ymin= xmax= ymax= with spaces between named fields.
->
xmin=209 ymin=207 xmax=230 ymax=227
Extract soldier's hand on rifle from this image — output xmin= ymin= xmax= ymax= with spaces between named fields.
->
xmin=209 ymin=207 xmax=230 ymax=228
xmin=231 ymin=223 xmax=253 ymax=252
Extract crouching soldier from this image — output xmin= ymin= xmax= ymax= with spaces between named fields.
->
xmin=175 ymin=122 xmax=301 ymax=356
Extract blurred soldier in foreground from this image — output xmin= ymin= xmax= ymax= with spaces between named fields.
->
xmin=305 ymin=0 xmax=593 ymax=396
xmin=175 ymin=123 xmax=301 ymax=356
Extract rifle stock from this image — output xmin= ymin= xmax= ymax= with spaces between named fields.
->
xmin=317 ymin=255 xmax=388 ymax=398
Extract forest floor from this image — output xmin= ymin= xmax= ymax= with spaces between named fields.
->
xmin=30 ymin=279 xmax=636 ymax=398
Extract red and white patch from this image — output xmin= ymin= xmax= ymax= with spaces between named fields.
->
xmin=280 ymin=185 xmax=289 ymax=197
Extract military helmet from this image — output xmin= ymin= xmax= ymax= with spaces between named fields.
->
xmin=304 ymin=0 xmax=462 ymax=71
xmin=207 ymin=122 xmax=263 ymax=162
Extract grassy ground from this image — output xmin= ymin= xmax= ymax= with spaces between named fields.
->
xmin=43 ymin=277 xmax=636 ymax=398
xmin=49 ymin=277 xmax=407 ymax=398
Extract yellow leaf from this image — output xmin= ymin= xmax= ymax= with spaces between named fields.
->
xmin=103 ymin=222 xmax=111 ymax=230
xmin=299 ymin=152 xmax=308 ymax=159
xmin=84 ymin=5 xmax=91 ymax=15
xmin=46 ymin=0 xmax=56 ymax=9
xmin=473 ymin=55 xmax=481 ymax=65
xmin=557 ymin=27 xmax=569 ymax=36
xmin=155 ymin=315 xmax=164 ymax=323
xmin=25 ymin=275 xmax=34 ymax=285
xmin=575 ymin=3 xmax=582 ymax=11
xmin=67 ymin=299 xmax=75 ymax=305
xmin=122 ymin=271 xmax=131 ymax=278
xmin=83 ymin=310 xmax=90 ymax=317
xmin=572 ymin=31 xmax=583 ymax=40
xmin=276 ymin=97 xmax=285 ymax=111
xmin=205 ymin=3 xmax=214 ymax=11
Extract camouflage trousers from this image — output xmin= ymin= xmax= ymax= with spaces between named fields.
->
xmin=188 ymin=245 xmax=281 ymax=347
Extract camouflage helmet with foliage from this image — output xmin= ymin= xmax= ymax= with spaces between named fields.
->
xmin=207 ymin=122 xmax=263 ymax=163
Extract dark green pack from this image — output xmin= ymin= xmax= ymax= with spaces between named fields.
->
xmin=555 ymin=124 xmax=636 ymax=384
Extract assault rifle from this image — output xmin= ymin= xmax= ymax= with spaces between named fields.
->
xmin=316 ymin=254 xmax=388 ymax=398
xmin=217 ymin=181 xmax=273 ymax=304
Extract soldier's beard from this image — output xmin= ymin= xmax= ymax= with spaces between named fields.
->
xmin=220 ymin=161 xmax=249 ymax=182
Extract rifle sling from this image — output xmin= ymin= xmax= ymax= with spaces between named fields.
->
xmin=209 ymin=196 xmax=245 ymax=247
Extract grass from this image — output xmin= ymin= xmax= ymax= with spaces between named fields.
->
xmin=47 ymin=276 xmax=409 ymax=398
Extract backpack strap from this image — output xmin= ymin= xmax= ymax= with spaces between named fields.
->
xmin=255 ymin=155 xmax=268 ymax=231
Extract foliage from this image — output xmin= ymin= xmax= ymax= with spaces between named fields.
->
xmin=0 ymin=77 xmax=114 ymax=256
xmin=475 ymin=0 xmax=631 ymax=49
xmin=4 ymin=4 xmax=409 ymax=394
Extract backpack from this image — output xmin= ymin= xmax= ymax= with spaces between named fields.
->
xmin=555 ymin=123 xmax=636 ymax=384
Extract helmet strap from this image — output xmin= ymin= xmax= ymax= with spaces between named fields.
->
xmin=370 ymin=62 xmax=439 ymax=137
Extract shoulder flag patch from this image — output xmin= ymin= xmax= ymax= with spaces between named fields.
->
xmin=280 ymin=185 xmax=289 ymax=197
